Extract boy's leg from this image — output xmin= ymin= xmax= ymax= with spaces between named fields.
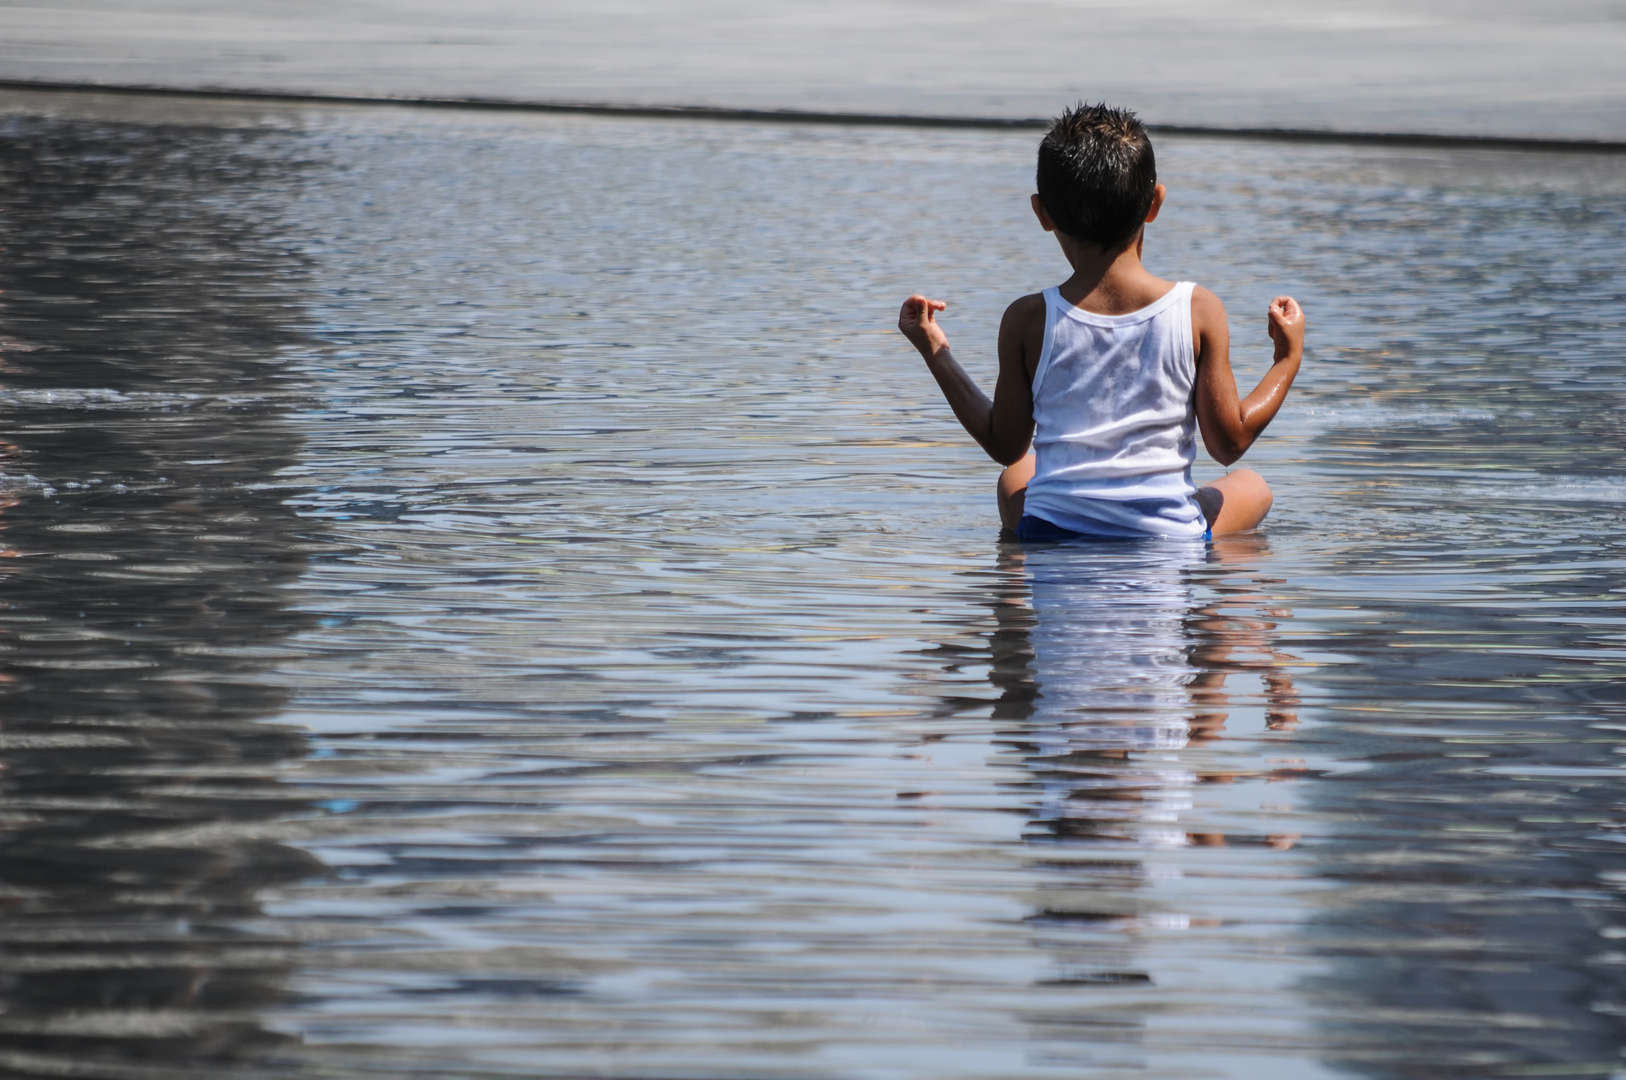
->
xmin=1196 ymin=468 xmax=1273 ymax=535
xmin=997 ymin=454 xmax=1036 ymax=531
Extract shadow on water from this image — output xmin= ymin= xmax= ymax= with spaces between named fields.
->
xmin=1299 ymin=564 xmax=1626 ymax=1076
xmin=981 ymin=535 xmax=1302 ymax=1065
xmin=0 ymin=112 xmax=319 ymax=1077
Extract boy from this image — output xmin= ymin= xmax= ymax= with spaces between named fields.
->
xmin=897 ymin=103 xmax=1304 ymax=541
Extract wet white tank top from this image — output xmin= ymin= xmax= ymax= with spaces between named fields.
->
xmin=1021 ymin=281 xmax=1207 ymax=539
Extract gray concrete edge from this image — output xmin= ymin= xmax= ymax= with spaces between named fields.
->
xmin=5 ymin=78 xmax=1625 ymax=155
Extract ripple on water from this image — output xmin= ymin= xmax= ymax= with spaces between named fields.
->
xmin=0 ymin=92 xmax=1624 ymax=1078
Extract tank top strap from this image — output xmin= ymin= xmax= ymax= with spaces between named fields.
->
xmin=1173 ymin=280 xmax=1197 ymax=378
xmin=1031 ymin=287 xmax=1064 ymax=398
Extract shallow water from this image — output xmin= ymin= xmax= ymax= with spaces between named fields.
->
xmin=0 ymin=89 xmax=1625 ymax=1079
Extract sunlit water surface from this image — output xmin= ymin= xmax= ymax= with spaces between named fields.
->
xmin=1 ymin=88 xmax=1625 ymax=1079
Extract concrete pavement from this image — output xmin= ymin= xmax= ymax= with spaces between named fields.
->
xmin=2 ymin=0 xmax=1623 ymax=140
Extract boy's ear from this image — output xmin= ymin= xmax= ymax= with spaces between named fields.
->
xmin=1031 ymin=194 xmax=1057 ymax=233
xmin=1145 ymin=183 xmax=1167 ymax=224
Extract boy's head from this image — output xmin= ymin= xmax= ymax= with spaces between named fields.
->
xmin=1036 ymin=103 xmax=1158 ymax=251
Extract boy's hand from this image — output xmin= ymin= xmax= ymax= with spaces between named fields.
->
xmin=1266 ymin=296 xmax=1304 ymax=362
xmin=898 ymin=294 xmax=949 ymax=358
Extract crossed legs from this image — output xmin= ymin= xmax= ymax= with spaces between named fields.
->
xmin=997 ymin=454 xmax=1273 ymax=536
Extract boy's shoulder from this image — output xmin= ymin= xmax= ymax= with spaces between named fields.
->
xmin=1190 ymin=283 xmax=1224 ymax=311
xmin=998 ymin=292 xmax=1051 ymax=375
xmin=1000 ymin=290 xmax=1048 ymax=327
xmin=1190 ymin=284 xmax=1226 ymax=332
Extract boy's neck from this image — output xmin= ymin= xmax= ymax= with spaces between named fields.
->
xmin=1054 ymin=227 xmax=1173 ymax=315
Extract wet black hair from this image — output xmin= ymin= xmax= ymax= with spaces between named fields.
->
xmin=1036 ymin=103 xmax=1158 ymax=250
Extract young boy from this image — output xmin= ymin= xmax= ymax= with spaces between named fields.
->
xmin=898 ymin=103 xmax=1305 ymax=541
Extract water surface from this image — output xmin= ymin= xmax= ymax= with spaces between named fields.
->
xmin=1 ymin=88 xmax=1625 ymax=1078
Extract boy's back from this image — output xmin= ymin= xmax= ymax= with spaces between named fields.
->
xmin=1021 ymin=280 xmax=1205 ymax=539
xmin=896 ymin=102 xmax=1304 ymax=540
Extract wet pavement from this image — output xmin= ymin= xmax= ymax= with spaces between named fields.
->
xmin=0 ymin=86 xmax=1624 ymax=1077
xmin=2 ymin=0 xmax=1625 ymax=139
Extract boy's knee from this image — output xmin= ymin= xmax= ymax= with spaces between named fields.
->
xmin=1211 ymin=469 xmax=1273 ymax=522
xmin=1244 ymin=470 xmax=1273 ymax=502
xmin=1237 ymin=471 xmax=1273 ymax=518
xmin=997 ymin=454 xmax=1036 ymax=498
xmin=1231 ymin=467 xmax=1270 ymax=495
xmin=997 ymin=459 xmax=1034 ymax=530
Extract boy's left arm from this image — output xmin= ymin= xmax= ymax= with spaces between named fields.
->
xmin=1193 ymin=290 xmax=1304 ymax=465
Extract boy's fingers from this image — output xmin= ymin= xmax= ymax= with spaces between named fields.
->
xmin=900 ymin=296 xmax=946 ymax=328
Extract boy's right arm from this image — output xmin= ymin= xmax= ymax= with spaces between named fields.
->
xmin=898 ymin=294 xmax=1038 ymax=466
xmin=1192 ymin=288 xmax=1305 ymax=465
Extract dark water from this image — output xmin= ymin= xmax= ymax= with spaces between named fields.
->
xmin=0 ymin=88 xmax=1624 ymax=1078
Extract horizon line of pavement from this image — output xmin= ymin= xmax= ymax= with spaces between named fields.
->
xmin=4 ymin=78 xmax=1625 ymax=157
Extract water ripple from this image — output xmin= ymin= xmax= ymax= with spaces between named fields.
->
xmin=0 ymin=92 xmax=1624 ymax=1078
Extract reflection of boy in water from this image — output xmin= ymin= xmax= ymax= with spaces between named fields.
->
xmin=898 ymin=103 xmax=1305 ymax=540
xmin=994 ymin=536 xmax=1302 ymax=850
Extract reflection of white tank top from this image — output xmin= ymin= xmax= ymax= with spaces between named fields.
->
xmin=1021 ymin=281 xmax=1206 ymax=539
xmin=1023 ymin=543 xmax=1200 ymax=840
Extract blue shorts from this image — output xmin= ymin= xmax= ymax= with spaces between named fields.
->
xmin=1016 ymin=513 xmax=1212 ymax=544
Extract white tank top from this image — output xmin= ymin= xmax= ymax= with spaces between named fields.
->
xmin=1021 ymin=281 xmax=1206 ymax=539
